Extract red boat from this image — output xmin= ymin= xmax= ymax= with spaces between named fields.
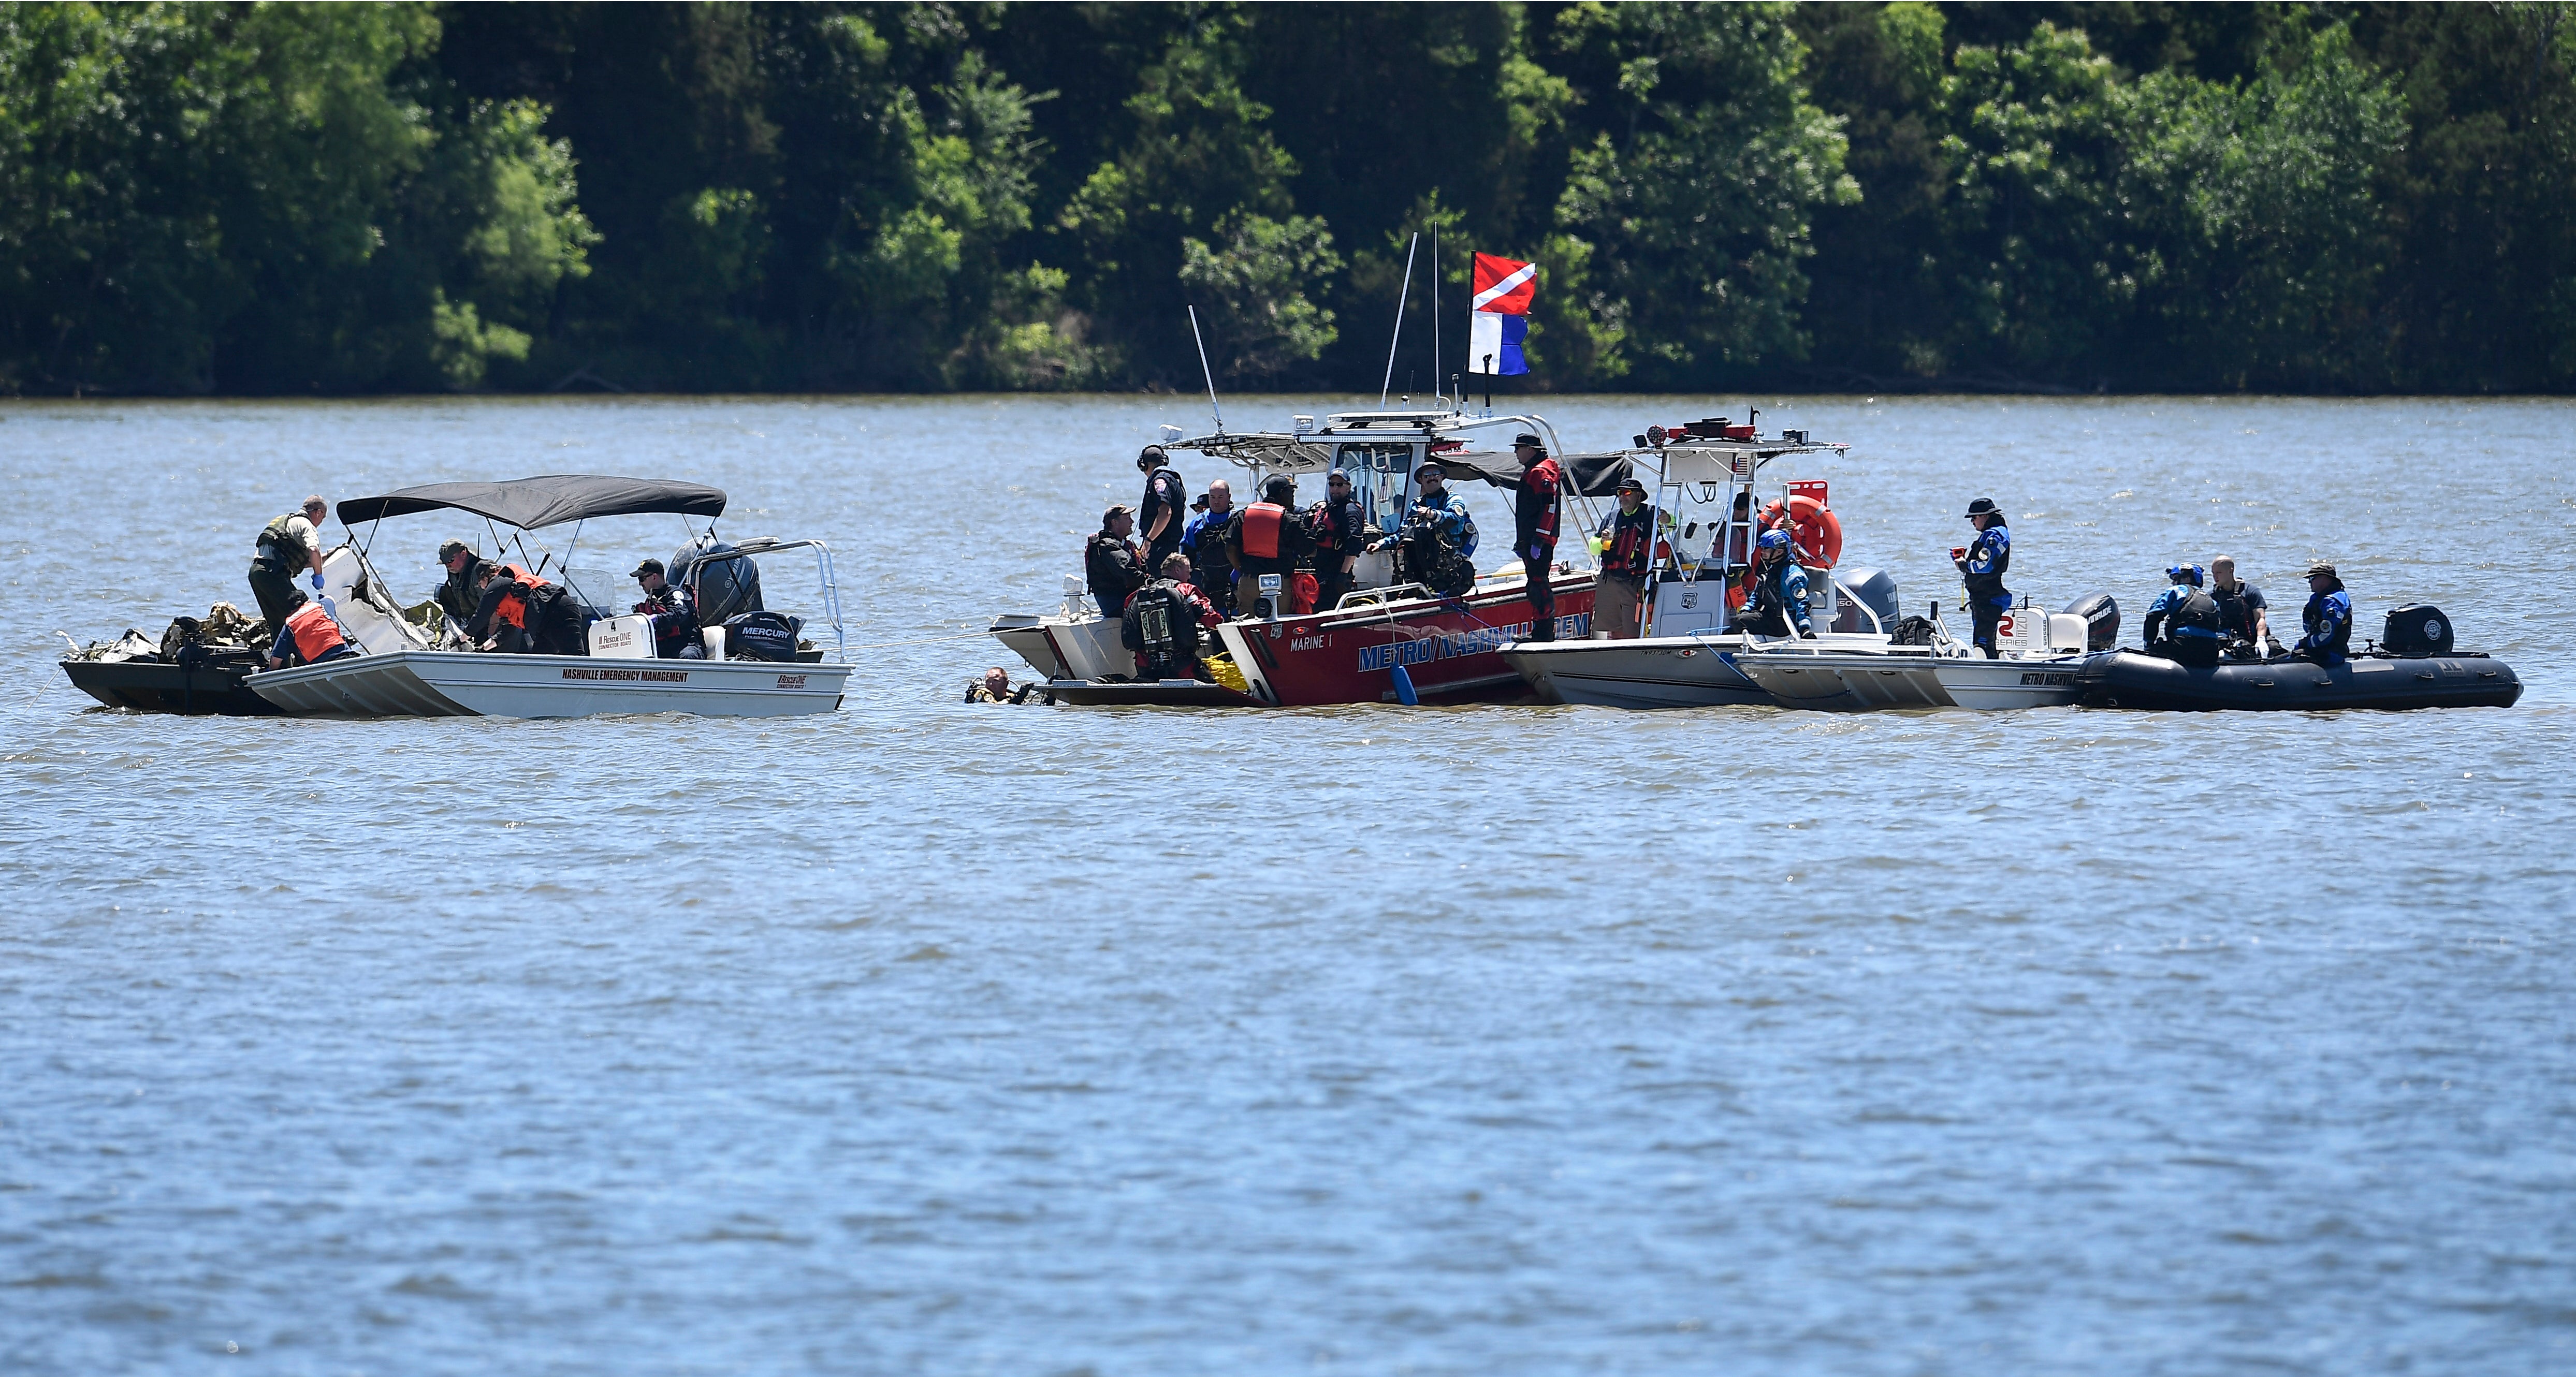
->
xmin=989 ymin=404 xmax=1629 ymax=706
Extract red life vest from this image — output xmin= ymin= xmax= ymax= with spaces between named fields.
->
xmin=284 ymin=602 xmax=346 ymax=662
xmin=1241 ymin=503 xmax=1286 ymax=560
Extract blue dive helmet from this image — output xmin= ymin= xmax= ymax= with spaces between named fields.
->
xmin=2166 ymin=563 xmax=2204 ymax=586
xmin=1758 ymin=529 xmax=1793 ymax=553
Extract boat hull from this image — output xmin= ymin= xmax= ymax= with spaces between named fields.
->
xmin=61 ymin=657 xmax=280 ymax=716
xmin=1734 ymin=649 xmax=1954 ymax=710
xmin=249 ymin=650 xmax=851 ymax=718
xmin=1041 ymin=679 xmax=1262 ymax=708
xmin=1927 ymin=655 xmax=2087 ymax=710
xmin=1218 ymin=572 xmax=1595 ymax=706
xmin=1500 ymin=636 xmax=1770 ymax=708
xmin=2077 ymin=650 xmax=2521 ymax=711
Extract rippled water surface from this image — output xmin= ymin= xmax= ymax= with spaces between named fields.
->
xmin=5 ymin=394 xmax=2573 ymax=1375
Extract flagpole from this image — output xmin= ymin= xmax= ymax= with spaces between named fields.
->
xmin=1380 ymin=232 xmax=1417 ymax=407
xmin=1430 ymin=223 xmax=1441 ymax=406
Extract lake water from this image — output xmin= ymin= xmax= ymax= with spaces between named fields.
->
xmin=4 ymin=393 xmax=2572 ymax=1375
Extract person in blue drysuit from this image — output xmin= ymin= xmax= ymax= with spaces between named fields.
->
xmin=2291 ymin=560 xmax=2352 ymax=664
xmin=1955 ymin=496 xmax=2012 ymax=658
xmin=1180 ymin=478 xmax=1238 ymax=615
xmin=1743 ymin=529 xmax=1814 ymax=638
xmin=2141 ymin=564 xmax=2224 ymax=667
xmin=1370 ymin=461 xmax=1478 ymax=598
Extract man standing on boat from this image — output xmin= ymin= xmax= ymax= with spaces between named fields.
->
xmin=1511 ymin=433 xmax=1564 ymax=641
xmin=1308 ymin=470 xmax=1368 ymax=616
xmin=248 ymin=495 xmax=330 ymax=632
xmin=1085 ymin=506 xmax=1148 ymax=618
xmin=1181 ymin=480 xmax=1238 ymax=615
xmin=1592 ymin=476 xmax=1656 ymax=639
xmin=1226 ymin=476 xmax=1317 ymax=616
xmin=1137 ymin=446 xmax=1189 ymax=577
xmin=1956 ymin=497 xmax=2012 ymax=658
xmin=2291 ymin=561 xmax=2353 ymax=664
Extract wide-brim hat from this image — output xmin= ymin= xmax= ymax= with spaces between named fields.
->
xmin=1415 ymin=460 xmax=1447 ymax=478
xmin=1512 ymin=432 xmax=1544 ymax=448
xmin=1616 ymin=475 xmax=1647 ymax=493
xmin=1964 ymin=497 xmax=2000 ymax=519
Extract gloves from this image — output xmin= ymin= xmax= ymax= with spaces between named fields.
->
xmin=308 ymin=572 xmax=326 ymax=591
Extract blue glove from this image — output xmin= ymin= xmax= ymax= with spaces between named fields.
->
xmin=308 ymin=572 xmax=325 ymax=591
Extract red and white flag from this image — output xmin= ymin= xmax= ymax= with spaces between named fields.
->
xmin=1471 ymin=253 xmax=1537 ymax=314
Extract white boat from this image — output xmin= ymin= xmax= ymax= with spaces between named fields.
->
xmin=248 ymin=475 xmax=851 ymax=719
xmin=1731 ymin=603 xmax=2094 ymax=712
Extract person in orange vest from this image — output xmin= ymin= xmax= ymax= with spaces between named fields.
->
xmin=1224 ymin=475 xmax=1316 ymax=616
xmin=264 ymin=589 xmax=356 ymax=668
xmin=465 ymin=562 xmax=550 ymax=653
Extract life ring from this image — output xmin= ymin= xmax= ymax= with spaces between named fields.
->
xmin=1758 ymin=495 xmax=1843 ymax=570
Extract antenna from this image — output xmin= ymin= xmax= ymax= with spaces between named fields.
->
xmin=1380 ymin=232 xmax=1418 ymax=406
xmin=1188 ymin=305 xmax=1224 ymax=434
xmin=1430 ymin=222 xmax=1441 ymax=404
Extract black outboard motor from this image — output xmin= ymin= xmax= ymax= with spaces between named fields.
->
xmin=1831 ymin=565 xmax=1900 ymax=634
xmin=2382 ymin=604 xmax=2455 ymax=657
xmin=2060 ymin=591 xmax=2121 ymax=651
xmin=671 ymin=535 xmax=765 ymax=625
xmin=723 ymin=610 xmax=803 ymax=662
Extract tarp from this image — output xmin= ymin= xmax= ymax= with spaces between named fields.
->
xmin=338 ymin=475 xmax=726 ymax=531
xmin=1431 ymin=450 xmax=1632 ymax=497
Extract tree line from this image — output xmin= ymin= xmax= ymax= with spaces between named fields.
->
xmin=4 ymin=2 xmax=2572 ymax=396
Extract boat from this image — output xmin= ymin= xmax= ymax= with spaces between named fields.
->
xmin=1735 ymin=599 xmax=2104 ymax=712
xmin=2078 ymin=649 xmax=2521 ymax=711
xmin=1502 ymin=417 xmax=1895 ymax=708
xmin=60 ymin=637 xmax=279 ymax=716
xmin=992 ymin=403 xmax=1631 ymax=706
xmin=246 ymin=475 xmax=852 ymax=718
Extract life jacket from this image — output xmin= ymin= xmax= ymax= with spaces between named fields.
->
xmin=1603 ymin=506 xmax=1653 ymax=579
xmin=489 ymin=564 xmax=549 ymax=629
xmin=1241 ymin=503 xmax=1287 ymax=560
xmin=255 ymin=512 xmax=312 ymax=568
xmin=1516 ymin=458 xmax=1562 ymax=547
xmin=284 ymin=602 xmax=347 ymax=663
xmin=2167 ymin=587 xmax=2221 ymax=638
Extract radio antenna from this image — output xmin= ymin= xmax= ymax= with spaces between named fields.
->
xmin=1430 ymin=222 xmax=1442 ymax=405
xmin=1380 ymin=231 xmax=1418 ymax=406
xmin=1188 ymin=304 xmax=1224 ymax=434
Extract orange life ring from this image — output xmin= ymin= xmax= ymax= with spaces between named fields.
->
xmin=1758 ymin=495 xmax=1843 ymax=570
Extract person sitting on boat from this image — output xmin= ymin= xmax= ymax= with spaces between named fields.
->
xmin=1371 ymin=461 xmax=1477 ymax=599
xmin=1307 ymin=469 xmax=1370 ymax=616
xmin=1955 ymin=497 xmax=2012 ymax=659
xmin=1592 ymin=476 xmax=1657 ymax=640
xmin=1511 ymin=433 xmax=1565 ymax=642
xmin=466 ymin=562 xmax=576 ymax=654
xmin=248 ymin=495 xmax=331 ymax=632
xmin=1225 ymin=476 xmax=1318 ymax=617
xmin=1122 ymin=553 xmax=1222 ymax=681
xmin=2291 ymin=561 xmax=2353 ymax=664
xmin=966 ymin=666 xmax=1038 ymax=704
xmin=631 ymin=558 xmax=703 ymax=658
xmin=434 ymin=540 xmax=498 ymax=628
xmin=264 ymin=589 xmax=357 ymax=670
xmin=2207 ymin=556 xmax=2272 ymax=656
xmin=1743 ymin=529 xmax=1816 ymax=639
xmin=2142 ymin=564 xmax=2224 ymax=667
xmin=1181 ymin=480 xmax=1239 ymax=616
xmin=1085 ymin=505 xmax=1148 ymax=618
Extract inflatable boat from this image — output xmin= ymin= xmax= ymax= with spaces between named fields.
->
xmin=2078 ymin=650 xmax=2520 ymax=711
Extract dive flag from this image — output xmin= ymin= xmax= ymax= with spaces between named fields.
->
xmin=1471 ymin=253 xmax=1537 ymax=314
xmin=1469 ymin=252 xmax=1535 ymax=376
xmin=1469 ymin=312 xmax=1529 ymax=376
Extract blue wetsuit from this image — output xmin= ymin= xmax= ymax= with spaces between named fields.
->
xmin=1958 ymin=521 xmax=2011 ymax=655
xmin=2295 ymin=588 xmax=2352 ymax=663
xmin=1749 ymin=558 xmax=1812 ymax=636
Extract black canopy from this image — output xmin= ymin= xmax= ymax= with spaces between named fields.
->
xmin=338 ymin=475 xmax=726 ymax=531
xmin=1431 ymin=450 xmax=1633 ymax=497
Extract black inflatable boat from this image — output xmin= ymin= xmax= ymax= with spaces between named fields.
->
xmin=61 ymin=649 xmax=280 ymax=716
xmin=2079 ymin=650 xmax=2520 ymax=711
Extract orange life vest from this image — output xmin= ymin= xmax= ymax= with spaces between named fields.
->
xmin=1241 ymin=503 xmax=1286 ymax=560
xmin=284 ymin=602 xmax=346 ymax=662
xmin=492 ymin=563 xmax=550 ymax=629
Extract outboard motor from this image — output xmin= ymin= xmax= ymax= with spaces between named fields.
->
xmin=2382 ymin=604 xmax=2454 ymax=657
xmin=2060 ymin=591 xmax=2121 ymax=651
xmin=670 ymin=535 xmax=765 ymax=625
xmin=1831 ymin=565 xmax=1900 ymax=634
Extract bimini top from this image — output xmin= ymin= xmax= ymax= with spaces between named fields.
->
xmin=338 ymin=475 xmax=726 ymax=531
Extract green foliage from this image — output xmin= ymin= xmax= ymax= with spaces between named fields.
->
xmin=5 ymin=3 xmax=2574 ymax=394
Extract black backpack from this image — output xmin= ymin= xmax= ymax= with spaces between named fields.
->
xmin=1120 ymin=583 xmax=1199 ymax=666
xmin=723 ymin=610 xmax=802 ymax=662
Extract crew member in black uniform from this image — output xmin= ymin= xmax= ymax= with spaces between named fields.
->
xmin=1510 ymin=433 xmax=1565 ymax=640
xmin=1121 ymin=552 xmax=1222 ymax=679
xmin=435 ymin=540 xmax=498 ymax=628
xmin=1085 ymin=505 xmax=1148 ymax=617
xmin=2141 ymin=564 xmax=2224 ymax=666
xmin=1955 ymin=496 xmax=2012 ymax=658
xmin=1136 ymin=445 xmax=1189 ymax=576
xmin=631 ymin=558 xmax=703 ymax=658
xmin=1226 ymin=476 xmax=1316 ymax=616
xmin=1307 ymin=469 xmax=1370 ymax=616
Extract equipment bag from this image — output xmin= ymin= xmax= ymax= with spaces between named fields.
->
xmin=723 ymin=610 xmax=802 ymax=662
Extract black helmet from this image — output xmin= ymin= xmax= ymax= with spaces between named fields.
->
xmin=1262 ymin=475 xmax=1296 ymax=503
